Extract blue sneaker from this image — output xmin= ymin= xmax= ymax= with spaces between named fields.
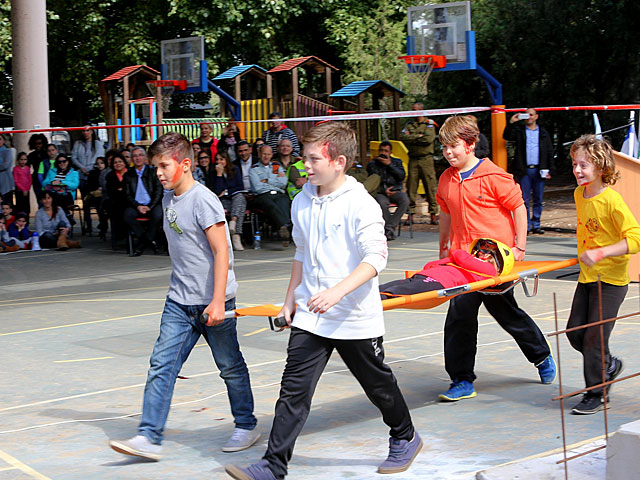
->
xmin=378 ymin=432 xmax=423 ymax=474
xmin=438 ymin=380 xmax=476 ymax=401
xmin=537 ymin=354 xmax=557 ymax=384
xmin=225 ymin=460 xmax=276 ymax=480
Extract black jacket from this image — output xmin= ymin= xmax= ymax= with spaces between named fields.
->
xmin=124 ymin=165 xmax=163 ymax=209
xmin=503 ymin=123 xmax=554 ymax=177
xmin=366 ymin=155 xmax=406 ymax=194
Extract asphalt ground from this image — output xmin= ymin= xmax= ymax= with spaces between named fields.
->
xmin=1 ymin=231 xmax=639 ymax=480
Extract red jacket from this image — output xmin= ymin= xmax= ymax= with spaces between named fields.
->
xmin=416 ymin=250 xmax=497 ymax=288
xmin=192 ymin=137 xmax=219 ymax=159
xmin=436 ymin=159 xmax=523 ymax=250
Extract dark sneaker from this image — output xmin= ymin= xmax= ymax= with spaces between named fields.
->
xmin=536 ymin=354 xmax=557 ymax=384
xmin=378 ymin=432 xmax=423 ymax=474
xmin=225 ymin=460 xmax=276 ymax=480
xmin=109 ymin=435 xmax=162 ymax=461
xmin=606 ymin=356 xmax=624 ymax=394
xmin=571 ymin=394 xmax=606 ymax=415
xmin=439 ymin=380 xmax=476 ymax=401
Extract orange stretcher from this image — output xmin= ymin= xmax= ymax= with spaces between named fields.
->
xmin=234 ymin=258 xmax=579 ymax=330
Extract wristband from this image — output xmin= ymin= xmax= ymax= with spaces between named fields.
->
xmin=515 ymin=246 xmax=525 ymax=252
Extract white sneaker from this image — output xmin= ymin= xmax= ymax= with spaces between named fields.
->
xmin=109 ymin=435 xmax=163 ymax=461
xmin=228 ymin=219 xmax=237 ymax=235
xmin=222 ymin=427 xmax=260 ymax=452
xmin=232 ymin=233 xmax=244 ymax=251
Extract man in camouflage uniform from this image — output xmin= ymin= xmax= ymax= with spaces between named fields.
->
xmin=401 ymin=102 xmax=439 ymax=225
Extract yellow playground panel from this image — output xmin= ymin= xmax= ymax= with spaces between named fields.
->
xmin=369 ymin=140 xmax=426 ymax=195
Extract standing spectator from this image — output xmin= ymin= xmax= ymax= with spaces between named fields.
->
xmin=218 ymin=121 xmax=241 ymax=163
xmin=367 ymin=141 xmax=410 ymax=241
xmin=436 ymin=115 xmax=554 ymax=402
xmin=35 ymin=191 xmax=81 ymax=250
xmin=38 ymin=143 xmax=59 ymax=189
xmin=192 ymin=122 xmax=218 ymax=159
xmin=0 ymin=134 xmax=15 ymax=204
xmin=13 ymin=152 xmax=32 ymax=217
xmin=42 ymin=154 xmax=80 ymax=218
xmin=105 ymin=153 xmax=130 ymax=247
xmin=27 ymin=134 xmax=48 ymax=204
xmin=261 ymin=112 xmax=300 ymax=157
xmin=123 ymin=147 xmax=163 ymax=256
xmin=249 ymin=145 xmax=291 ymax=245
xmin=401 ymin=102 xmax=439 ymax=225
xmin=212 ymin=151 xmax=247 ymax=251
xmin=72 ymin=127 xmax=105 ymax=198
xmin=84 ymin=156 xmax=109 ymax=237
xmin=503 ymin=108 xmax=554 ymax=234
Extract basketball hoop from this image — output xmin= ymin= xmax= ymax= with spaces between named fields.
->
xmin=146 ymin=80 xmax=187 ymax=113
xmin=399 ymin=55 xmax=446 ymax=97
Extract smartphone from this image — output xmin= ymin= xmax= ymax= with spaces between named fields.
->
xmin=519 ymin=113 xmax=530 ymax=120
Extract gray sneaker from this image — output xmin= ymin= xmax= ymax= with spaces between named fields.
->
xmin=109 ymin=435 xmax=162 ymax=461
xmin=223 ymin=427 xmax=261 ymax=452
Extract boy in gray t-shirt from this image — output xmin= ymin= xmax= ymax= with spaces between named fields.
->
xmin=110 ymin=133 xmax=259 ymax=461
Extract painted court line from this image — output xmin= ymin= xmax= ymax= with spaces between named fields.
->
xmin=0 ymin=285 xmax=163 ymax=306
xmin=54 ymin=356 xmax=113 ymax=364
xmin=0 ymin=448 xmax=51 ymax=480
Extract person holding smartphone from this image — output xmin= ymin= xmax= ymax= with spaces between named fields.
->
xmin=503 ymin=108 xmax=554 ymax=235
xmin=366 ymin=141 xmax=410 ymax=241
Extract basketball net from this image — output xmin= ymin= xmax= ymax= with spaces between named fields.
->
xmin=414 ymin=57 xmax=436 ymax=97
xmin=158 ymin=85 xmax=175 ymax=113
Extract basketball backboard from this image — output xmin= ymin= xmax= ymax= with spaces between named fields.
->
xmin=407 ymin=1 xmax=475 ymax=71
xmin=160 ymin=36 xmax=207 ymax=93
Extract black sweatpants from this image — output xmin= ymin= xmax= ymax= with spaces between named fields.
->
xmin=566 ymin=281 xmax=627 ymax=396
xmin=379 ymin=274 xmax=443 ymax=299
xmin=263 ymin=327 xmax=415 ymax=479
xmin=444 ymin=288 xmax=550 ymax=383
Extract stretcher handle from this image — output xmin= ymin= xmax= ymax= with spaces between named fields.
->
xmin=199 ymin=311 xmax=237 ymax=324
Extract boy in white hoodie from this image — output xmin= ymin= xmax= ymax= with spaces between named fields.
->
xmin=226 ymin=123 xmax=421 ymax=480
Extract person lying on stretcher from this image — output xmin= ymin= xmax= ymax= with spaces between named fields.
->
xmin=379 ymin=238 xmax=514 ymax=299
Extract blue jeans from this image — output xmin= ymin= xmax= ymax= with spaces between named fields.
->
xmin=518 ymin=168 xmax=545 ymax=230
xmin=138 ymin=297 xmax=257 ymax=444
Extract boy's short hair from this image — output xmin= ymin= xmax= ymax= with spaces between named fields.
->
xmin=379 ymin=141 xmax=393 ymax=150
xmin=14 ymin=212 xmax=28 ymax=221
xmin=570 ymin=134 xmax=620 ymax=185
xmin=148 ymin=132 xmax=193 ymax=163
xmin=302 ymin=122 xmax=357 ymax=171
xmin=439 ymin=115 xmax=479 ymax=146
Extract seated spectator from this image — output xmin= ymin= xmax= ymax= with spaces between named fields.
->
xmin=197 ymin=150 xmax=215 ymax=188
xmin=120 ymin=148 xmax=132 ymax=167
xmin=27 ymin=134 xmax=49 ymax=203
xmin=42 ymin=153 xmax=80 ymax=220
xmin=1 ymin=201 xmax=14 ymax=228
xmin=379 ymin=238 xmax=512 ymax=299
xmin=7 ymin=212 xmax=32 ymax=249
xmin=0 ymin=133 xmax=14 ymax=204
xmin=262 ymin=111 xmax=300 ymax=156
xmin=282 ymin=140 xmax=307 ymax=200
xmin=72 ymin=127 xmax=105 ymax=199
xmin=192 ymin=122 xmax=218 ymax=159
xmin=105 ymin=152 xmax=129 ymax=247
xmin=123 ymin=147 xmax=163 ymax=256
xmin=274 ymin=138 xmax=295 ymax=170
xmin=84 ymin=156 xmax=109 ymax=238
xmin=0 ymin=216 xmax=21 ymax=252
xmin=38 ymin=143 xmax=59 ymax=188
xmin=252 ymin=138 xmax=265 ymax=159
xmin=218 ymin=121 xmax=241 ymax=163
xmin=348 ymin=161 xmax=380 ymax=197
xmin=367 ymin=141 xmax=410 ymax=241
xmin=249 ymin=144 xmax=291 ymax=245
xmin=13 ymin=152 xmax=32 ymax=217
xmin=35 ymin=191 xmax=81 ymax=250
xmin=192 ymin=152 xmax=207 ymax=186
xmin=212 ymin=151 xmax=246 ymax=251
xmin=234 ymin=140 xmax=258 ymax=192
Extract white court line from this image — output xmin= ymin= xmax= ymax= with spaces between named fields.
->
xmin=0 ymin=449 xmax=51 ymax=479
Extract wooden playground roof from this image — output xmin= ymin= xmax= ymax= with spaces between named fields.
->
xmin=212 ymin=65 xmax=267 ymax=81
xmin=267 ymin=56 xmax=339 ymax=74
xmin=330 ymin=80 xmax=405 ymax=98
xmin=101 ymin=65 xmax=160 ymax=83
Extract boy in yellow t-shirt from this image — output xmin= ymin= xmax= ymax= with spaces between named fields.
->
xmin=568 ymin=134 xmax=640 ymax=415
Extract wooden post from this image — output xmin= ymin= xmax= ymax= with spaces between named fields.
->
xmin=292 ymin=69 xmax=299 ymax=118
xmin=358 ymin=93 xmax=367 ymax=164
xmin=266 ymin=74 xmax=273 ymax=99
xmin=491 ymin=105 xmax=507 ymax=170
xmin=123 ymin=76 xmax=131 ymax=145
xmin=155 ymin=74 xmax=163 ymax=137
xmin=325 ymin=66 xmax=332 ymax=95
xmin=393 ymin=92 xmax=401 ymax=139
xmin=235 ymin=76 xmax=241 ymax=101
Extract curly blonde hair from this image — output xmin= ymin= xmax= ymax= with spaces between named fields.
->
xmin=438 ymin=115 xmax=479 ymax=147
xmin=570 ymin=134 xmax=620 ymax=185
